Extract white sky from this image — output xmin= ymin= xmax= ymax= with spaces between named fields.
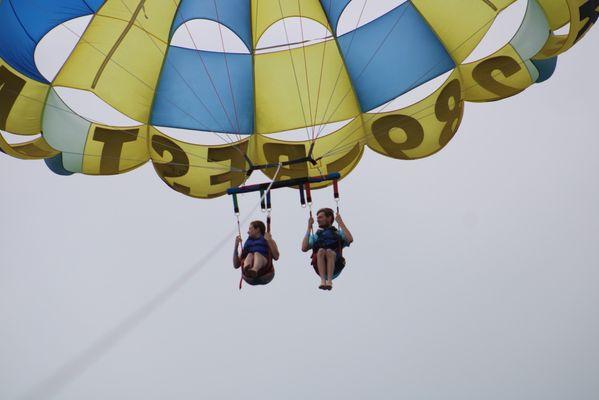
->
xmin=1 ymin=5 xmax=598 ymax=400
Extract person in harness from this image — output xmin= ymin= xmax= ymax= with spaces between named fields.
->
xmin=233 ymin=220 xmax=280 ymax=286
xmin=301 ymin=208 xmax=354 ymax=290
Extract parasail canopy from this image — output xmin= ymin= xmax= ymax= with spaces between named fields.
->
xmin=0 ymin=0 xmax=596 ymax=198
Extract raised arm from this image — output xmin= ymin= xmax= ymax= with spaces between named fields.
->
xmin=301 ymin=216 xmax=314 ymax=252
xmin=233 ymin=235 xmax=242 ymax=269
xmin=336 ymin=213 xmax=354 ymax=244
xmin=264 ymin=232 xmax=280 ymax=261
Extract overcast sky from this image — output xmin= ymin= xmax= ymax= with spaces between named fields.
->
xmin=1 ymin=7 xmax=598 ymax=400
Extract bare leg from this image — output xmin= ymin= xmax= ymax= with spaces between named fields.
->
xmin=325 ymin=249 xmax=336 ymax=288
xmin=317 ymin=249 xmax=327 ymax=289
xmin=243 ymin=253 xmax=254 ymax=272
xmin=250 ymin=252 xmax=268 ymax=275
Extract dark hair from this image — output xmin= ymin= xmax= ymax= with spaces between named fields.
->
xmin=250 ymin=220 xmax=266 ymax=235
xmin=317 ymin=208 xmax=335 ymax=223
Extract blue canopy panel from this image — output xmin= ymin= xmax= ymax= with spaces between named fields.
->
xmin=44 ymin=153 xmax=75 ymax=176
xmin=334 ymin=2 xmax=455 ymax=112
xmin=170 ymin=0 xmax=252 ymax=52
xmin=319 ymin=0 xmax=351 ymax=36
xmin=150 ymin=47 xmax=254 ymax=135
xmin=0 ymin=0 xmax=103 ymax=83
xmin=531 ymin=57 xmax=558 ymax=83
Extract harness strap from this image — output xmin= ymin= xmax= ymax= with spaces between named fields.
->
xmin=236 ymin=214 xmax=244 ymax=290
xmin=232 ymin=193 xmax=240 ymax=214
xmin=333 ymin=179 xmax=339 ymax=200
xmin=299 ymin=184 xmax=306 ymax=207
xmin=259 ymin=189 xmax=266 ymax=211
xmin=266 ymin=190 xmax=272 ymax=210
xmin=333 ymin=179 xmax=340 ymax=214
xmin=305 ymin=182 xmax=314 ymax=234
xmin=234 ymin=163 xmax=282 ymax=291
xmin=266 ymin=192 xmax=273 ymax=236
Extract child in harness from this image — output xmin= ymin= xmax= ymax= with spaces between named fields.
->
xmin=233 ymin=220 xmax=280 ymax=286
xmin=301 ymin=208 xmax=354 ymax=290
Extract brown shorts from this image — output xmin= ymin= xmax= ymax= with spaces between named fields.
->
xmin=243 ymin=269 xmax=275 ymax=286
xmin=240 ymin=254 xmax=275 ymax=286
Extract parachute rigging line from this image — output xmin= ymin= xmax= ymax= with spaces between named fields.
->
xmin=316 ymin=0 xmax=500 ymax=151
xmin=276 ymin=0 xmax=316 ymax=143
xmin=315 ymin=3 xmax=413 ymax=141
xmin=297 ymin=0 xmax=317 ymax=142
xmin=0 ymin=85 xmax=247 ymax=172
xmin=17 ymin=164 xmax=284 ymax=400
xmin=59 ymin=17 xmax=236 ymax=141
xmin=313 ymin=0 xmax=369 ymax=142
xmin=232 ymin=162 xmax=282 ymax=289
xmin=145 ymin=0 xmax=251 ymax=160
xmin=314 ymin=5 xmax=536 ymax=162
xmin=3 ymin=1 xmax=592 ymax=182
xmin=311 ymin=0 xmax=336 ymax=142
xmin=107 ymin=0 xmax=249 ymax=153
xmin=316 ymin=51 xmax=543 ymax=163
xmin=213 ymin=0 xmax=243 ymax=139
xmin=3 ymin=13 xmax=544 ymax=176
xmin=313 ymin=0 xmax=405 ymax=141
xmin=122 ymin=0 xmax=239 ymax=139
xmin=0 ymin=9 xmax=251 ymax=172
xmin=177 ymin=4 xmax=240 ymax=135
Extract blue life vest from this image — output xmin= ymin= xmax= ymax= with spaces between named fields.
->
xmin=313 ymin=227 xmax=343 ymax=252
xmin=242 ymin=235 xmax=270 ymax=258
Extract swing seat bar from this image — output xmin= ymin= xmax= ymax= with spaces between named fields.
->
xmin=227 ymin=173 xmax=340 ymax=195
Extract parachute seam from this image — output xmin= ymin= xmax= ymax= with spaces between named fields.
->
xmin=213 ymin=0 xmax=243 ymax=140
xmin=297 ymin=0 xmax=316 ymax=141
xmin=92 ymin=0 xmax=147 ymax=89
xmin=312 ymin=0 xmax=368 ymax=142
xmin=316 ymin=8 xmax=542 ymax=163
xmin=146 ymin=0 xmax=184 ymax=132
xmin=310 ymin=0 xmax=335 ymax=144
xmin=178 ymin=9 xmax=238 ymax=133
xmin=2 ymin=1 xmax=243 ymax=171
xmin=81 ymin=0 xmax=96 ymax=14
xmin=49 ymin=13 xmax=103 ymax=86
xmin=317 ymin=57 xmax=531 ymax=162
xmin=3 ymin=85 xmax=244 ymax=171
xmin=165 ymin=0 xmax=251 ymax=167
xmin=5 ymin=2 xmax=576 ymax=179
xmin=315 ymin=4 xmax=411 ymax=140
xmin=6 ymin=0 xmax=37 ymax=45
xmin=272 ymin=5 xmax=321 ymax=142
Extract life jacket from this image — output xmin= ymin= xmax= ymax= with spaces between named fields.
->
xmin=312 ymin=226 xmax=344 ymax=252
xmin=241 ymin=235 xmax=270 ymax=259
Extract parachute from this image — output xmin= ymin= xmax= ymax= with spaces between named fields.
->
xmin=0 ymin=0 xmax=596 ymax=198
